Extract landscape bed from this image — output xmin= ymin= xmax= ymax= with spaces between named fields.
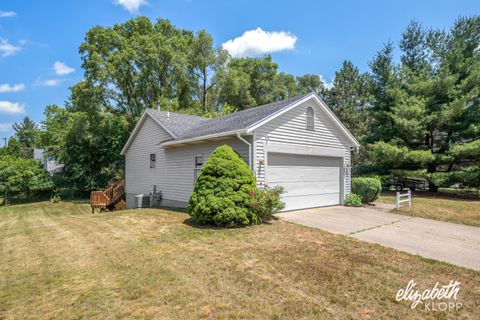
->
xmin=0 ymin=202 xmax=479 ymax=319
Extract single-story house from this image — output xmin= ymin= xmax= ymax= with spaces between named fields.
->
xmin=121 ymin=92 xmax=360 ymax=211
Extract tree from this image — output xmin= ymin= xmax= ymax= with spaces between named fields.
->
xmin=80 ymin=17 xmax=198 ymax=117
xmin=216 ymin=56 xmax=284 ymax=110
xmin=43 ymin=103 xmax=130 ymax=192
xmin=12 ymin=117 xmax=39 ymax=148
xmin=296 ymin=74 xmax=325 ymax=96
xmin=188 ymin=145 xmax=257 ymax=226
xmin=190 ymin=30 xmax=228 ymax=113
xmin=0 ymin=155 xmax=54 ymax=203
xmin=323 ymin=61 xmax=371 ymax=139
xmin=363 ymin=17 xmax=480 ymax=190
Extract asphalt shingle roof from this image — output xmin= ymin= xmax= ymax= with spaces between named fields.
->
xmin=149 ymin=93 xmax=310 ymax=141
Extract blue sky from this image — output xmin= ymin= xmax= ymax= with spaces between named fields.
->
xmin=0 ymin=0 xmax=478 ymax=140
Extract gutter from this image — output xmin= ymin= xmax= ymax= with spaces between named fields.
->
xmin=236 ymin=133 xmax=252 ymax=170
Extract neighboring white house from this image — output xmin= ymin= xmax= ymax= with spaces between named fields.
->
xmin=33 ymin=148 xmax=64 ymax=175
xmin=121 ymin=92 xmax=360 ymax=211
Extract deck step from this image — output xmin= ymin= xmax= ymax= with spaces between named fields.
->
xmin=90 ymin=179 xmax=125 ymax=213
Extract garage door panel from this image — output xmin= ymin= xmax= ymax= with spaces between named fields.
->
xmin=267 ymin=167 xmax=340 ymax=183
xmin=268 ymin=152 xmax=341 ymax=167
xmin=282 ymin=193 xmax=340 ymax=211
xmin=269 ymin=180 xmax=340 ymax=197
xmin=266 ymin=153 xmax=342 ymax=210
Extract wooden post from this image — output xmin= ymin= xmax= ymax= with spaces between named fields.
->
xmin=408 ymin=189 xmax=412 ymax=207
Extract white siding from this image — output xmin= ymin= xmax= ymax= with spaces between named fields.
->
xmin=125 ymin=115 xmax=251 ymax=208
xmin=253 ymin=101 xmax=353 ymax=199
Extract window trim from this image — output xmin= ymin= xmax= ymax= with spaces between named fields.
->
xmin=149 ymin=153 xmax=156 ymax=168
xmin=193 ymin=154 xmax=204 ymax=182
xmin=306 ymin=107 xmax=315 ymax=131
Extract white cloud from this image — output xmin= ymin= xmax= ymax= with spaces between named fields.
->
xmin=114 ymin=0 xmax=147 ymax=13
xmin=0 ymin=101 xmax=25 ymax=115
xmin=0 ymin=83 xmax=25 ymax=93
xmin=0 ymin=11 xmax=16 ymax=18
xmin=37 ymin=79 xmax=62 ymax=87
xmin=53 ymin=61 xmax=75 ymax=75
xmin=0 ymin=123 xmax=12 ymax=132
xmin=222 ymin=28 xmax=297 ymax=57
xmin=0 ymin=38 xmax=21 ymax=57
xmin=319 ymin=74 xmax=334 ymax=90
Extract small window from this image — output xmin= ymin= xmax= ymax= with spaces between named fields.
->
xmin=150 ymin=153 xmax=156 ymax=168
xmin=306 ymin=107 xmax=314 ymax=131
xmin=194 ymin=154 xmax=203 ymax=182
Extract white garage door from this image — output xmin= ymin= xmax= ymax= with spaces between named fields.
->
xmin=266 ymin=153 xmax=342 ymax=211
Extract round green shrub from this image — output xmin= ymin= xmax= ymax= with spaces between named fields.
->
xmin=351 ymin=177 xmax=382 ymax=204
xmin=344 ymin=193 xmax=363 ymax=207
xmin=188 ymin=145 xmax=257 ymax=226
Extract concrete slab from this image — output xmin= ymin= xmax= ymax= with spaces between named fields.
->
xmin=276 ymin=206 xmax=480 ymax=271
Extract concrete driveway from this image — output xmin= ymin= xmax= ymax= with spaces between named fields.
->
xmin=277 ymin=205 xmax=480 ymax=271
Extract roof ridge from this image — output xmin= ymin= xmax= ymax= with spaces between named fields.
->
xmin=147 ymin=92 xmax=314 ymax=141
xmin=208 ymin=92 xmax=312 ymax=122
xmin=148 ymin=109 xmax=208 ymax=120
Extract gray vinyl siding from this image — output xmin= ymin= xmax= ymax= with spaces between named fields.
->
xmin=253 ymin=101 xmax=353 ymax=198
xmin=125 ymin=115 xmax=251 ymax=208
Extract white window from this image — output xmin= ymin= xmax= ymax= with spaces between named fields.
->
xmin=306 ymin=107 xmax=315 ymax=131
xmin=150 ymin=153 xmax=156 ymax=168
xmin=193 ymin=154 xmax=203 ymax=182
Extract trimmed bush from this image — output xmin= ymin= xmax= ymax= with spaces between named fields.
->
xmin=352 ymin=177 xmax=382 ymax=204
xmin=188 ymin=145 xmax=257 ymax=226
xmin=344 ymin=193 xmax=363 ymax=207
xmin=250 ymin=185 xmax=285 ymax=222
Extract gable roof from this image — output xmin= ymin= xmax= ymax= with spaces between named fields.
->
xmin=121 ymin=92 xmax=359 ymax=154
xmin=151 ymin=93 xmax=311 ymax=141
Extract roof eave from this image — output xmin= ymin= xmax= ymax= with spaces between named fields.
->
xmin=160 ymin=129 xmax=249 ymax=147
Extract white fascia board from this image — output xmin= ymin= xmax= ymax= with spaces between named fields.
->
xmin=245 ymin=92 xmax=360 ymax=148
xmin=161 ymin=129 xmax=248 ymax=147
xmin=311 ymin=93 xmax=360 ymax=148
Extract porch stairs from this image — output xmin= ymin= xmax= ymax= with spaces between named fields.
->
xmin=90 ymin=179 xmax=126 ymax=213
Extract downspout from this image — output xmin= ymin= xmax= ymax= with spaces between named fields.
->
xmin=236 ymin=133 xmax=252 ymax=170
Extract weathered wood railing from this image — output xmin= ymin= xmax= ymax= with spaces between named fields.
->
xmin=90 ymin=179 xmax=125 ymax=213
xmin=396 ymin=189 xmax=412 ymax=210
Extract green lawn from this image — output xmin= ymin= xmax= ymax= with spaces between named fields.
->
xmin=1 ymin=202 xmax=479 ymax=319
xmin=378 ymin=192 xmax=480 ymax=227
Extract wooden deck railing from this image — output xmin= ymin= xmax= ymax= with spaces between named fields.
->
xmin=90 ymin=179 xmax=125 ymax=213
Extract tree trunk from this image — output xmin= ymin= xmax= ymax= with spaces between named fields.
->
xmin=427 ymin=164 xmax=439 ymax=192
xmin=202 ymin=68 xmax=207 ymax=112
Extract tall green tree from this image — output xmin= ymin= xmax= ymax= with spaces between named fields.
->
xmin=364 ymin=17 xmax=480 ymax=189
xmin=296 ymin=74 xmax=325 ymax=96
xmin=43 ymin=101 xmax=130 ymax=191
xmin=324 ymin=61 xmax=371 ymax=139
xmin=12 ymin=117 xmax=39 ymax=148
xmin=216 ymin=56 xmax=283 ymax=109
xmin=190 ymin=30 xmax=228 ymax=113
xmin=80 ymin=17 xmax=198 ymax=117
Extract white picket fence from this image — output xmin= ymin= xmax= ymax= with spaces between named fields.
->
xmin=396 ymin=190 xmax=412 ymax=209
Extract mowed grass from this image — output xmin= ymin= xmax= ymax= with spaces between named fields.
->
xmin=378 ymin=192 xmax=480 ymax=227
xmin=1 ymin=202 xmax=480 ymax=319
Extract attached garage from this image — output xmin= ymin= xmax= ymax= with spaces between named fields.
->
xmin=266 ymin=152 xmax=343 ymax=211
